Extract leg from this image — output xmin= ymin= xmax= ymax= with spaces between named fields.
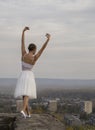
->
xmin=25 ymin=97 xmax=31 ymax=115
xmin=22 ymin=95 xmax=30 ymax=115
xmin=26 ymin=103 xmax=31 ymax=116
xmin=22 ymin=96 xmax=25 ymax=112
xmin=22 ymin=96 xmax=28 ymax=112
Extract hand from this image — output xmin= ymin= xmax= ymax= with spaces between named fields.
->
xmin=23 ymin=26 xmax=30 ymax=32
xmin=46 ymin=33 xmax=51 ymax=40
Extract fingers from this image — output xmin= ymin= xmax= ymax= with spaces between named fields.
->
xmin=46 ymin=33 xmax=51 ymax=39
xmin=23 ymin=26 xmax=30 ymax=31
xmin=25 ymin=27 xmax=30 ymax=30
xmin=46 ymin=33 xmax=50 ymax=36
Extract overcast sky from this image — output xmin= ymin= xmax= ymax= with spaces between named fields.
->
xmin=0 ymin=0 xmax=95 ymax=79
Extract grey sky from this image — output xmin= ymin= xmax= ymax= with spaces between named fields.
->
xmin=0 ymin=0 xmax=95 ymax=79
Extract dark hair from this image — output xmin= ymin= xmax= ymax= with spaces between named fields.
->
xmin=28 ymin=43 xmax=37 ymax=52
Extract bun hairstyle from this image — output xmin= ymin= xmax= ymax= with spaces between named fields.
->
xmin=28 ymin=43 xmax=37 ymax=52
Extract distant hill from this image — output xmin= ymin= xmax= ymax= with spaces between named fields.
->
xmin=0 ymin=78 xmax=95 ymax=95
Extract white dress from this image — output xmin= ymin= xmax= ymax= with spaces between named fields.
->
xmin=14 ymin=61 xmax=37 ymax=99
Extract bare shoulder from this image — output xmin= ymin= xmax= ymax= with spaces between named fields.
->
xmin=21 ymin=53 xmax=27 ymax=61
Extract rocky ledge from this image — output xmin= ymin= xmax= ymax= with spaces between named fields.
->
xmin=0 ymin=113 xmax=65 ymax=130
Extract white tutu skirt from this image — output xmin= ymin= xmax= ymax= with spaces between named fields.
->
xmin=14 ymin=70 xmax=37 ymax=99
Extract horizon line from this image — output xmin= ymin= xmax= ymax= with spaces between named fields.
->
xmin=0 ymin=77 xmax=95 ymax=80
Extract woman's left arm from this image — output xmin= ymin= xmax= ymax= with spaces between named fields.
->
xmin=21 ymin=27 xmax=29 ymax=57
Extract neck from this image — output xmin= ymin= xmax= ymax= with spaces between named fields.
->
xmin=29 ymin=51 xmax=34 ymax=55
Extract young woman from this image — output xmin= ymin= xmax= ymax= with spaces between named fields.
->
xmin=14 ymin=27 xmax=51 ymax=118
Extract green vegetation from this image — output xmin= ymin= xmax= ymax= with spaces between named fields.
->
xmin=31 ymin=105 xmax=48 ymax=114
xmin=66 ymin=126 xmax=95 ymax=130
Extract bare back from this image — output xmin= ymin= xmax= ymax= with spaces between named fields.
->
xmin=22 ymin=53 xmax=35 ymax=65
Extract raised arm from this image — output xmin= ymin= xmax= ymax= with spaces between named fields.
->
xmin=21 ymin=27 xmax=29 ymax=57
xmin=34 ymin=33 xmax=51 ymax=62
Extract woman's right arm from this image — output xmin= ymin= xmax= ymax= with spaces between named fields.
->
xmin=21 ymin=27 xmax=29 ymax=57
xmin=34 ymin=33 xmax=51 ymax=63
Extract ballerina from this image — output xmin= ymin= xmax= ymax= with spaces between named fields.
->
xmin=14 ymin=27 xmax=51 ymax=118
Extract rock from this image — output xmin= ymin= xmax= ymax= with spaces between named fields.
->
xmin=0 ymin=113 xmax=65 ymax=130
xmin=0 ymin=113 xmax=16 ymax=130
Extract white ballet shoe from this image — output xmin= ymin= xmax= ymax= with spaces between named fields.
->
xmin=26 ymin=114 xmax=31 ymax=118
xmin=21 ymin=110 xmax=26 ymax=118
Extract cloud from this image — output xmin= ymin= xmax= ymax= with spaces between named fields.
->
xmin=0 ymin=0 xmax=95 ymax=79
